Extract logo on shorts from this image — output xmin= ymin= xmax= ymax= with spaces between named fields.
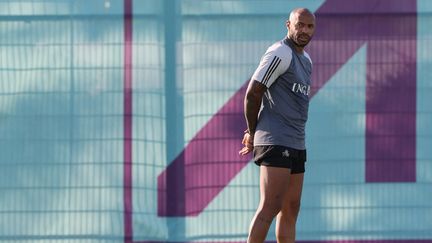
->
xmin=282 ymin=149 xmax=290 ymax=157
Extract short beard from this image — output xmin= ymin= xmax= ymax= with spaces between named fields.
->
xmin=289 ymin=33 xmax=309 ymax=48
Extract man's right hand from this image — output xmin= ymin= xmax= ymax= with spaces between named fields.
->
xmin=239 ymin=132 xmax=254 ymax=156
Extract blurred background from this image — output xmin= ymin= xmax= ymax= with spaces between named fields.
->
xmin=0 ymin=0 xmax=431 ymax=242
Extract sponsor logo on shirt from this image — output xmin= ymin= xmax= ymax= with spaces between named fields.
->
xmin=292 ymin=82 xmax=310 ymax=96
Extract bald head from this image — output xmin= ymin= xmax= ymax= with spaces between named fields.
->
xmin=286 ymin=8 xmax=316 ymax=49
xmin=289 ymin=8 xmax=315 ymax=23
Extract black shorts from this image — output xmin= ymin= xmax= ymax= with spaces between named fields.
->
xmin=253 ymin=145 xmax=306 ymax=174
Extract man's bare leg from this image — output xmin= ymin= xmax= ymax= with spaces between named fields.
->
xmin=247 ymin=166 xmax=291 ymax=243
xmin=275 ymin=173 xmax=304 ymax=243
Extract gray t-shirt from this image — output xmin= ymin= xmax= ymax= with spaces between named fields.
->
xmin=250 ymin=37 xmax=312 ymax=150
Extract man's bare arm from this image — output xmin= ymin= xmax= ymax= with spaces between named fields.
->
xmin=239 ymin=80 xmax=267 ymax=155
xmin=244 ymin=80 xmax=267 ymax=135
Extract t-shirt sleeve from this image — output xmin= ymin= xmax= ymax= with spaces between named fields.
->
xmin=251 ymin=45 xmax=291 ymax=88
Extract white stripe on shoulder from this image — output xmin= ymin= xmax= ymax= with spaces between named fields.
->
xmin=250 ymin=40 xmax=293 ymax=88
xmin=267 ymin=41 xmax=292 ymax=66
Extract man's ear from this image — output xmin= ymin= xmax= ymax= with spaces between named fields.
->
xmin=285 ymin=20 xmax=290 ymax=30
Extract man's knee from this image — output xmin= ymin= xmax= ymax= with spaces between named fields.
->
xmin=257 ymin=200 xmax=283 ymax=222
xmin=288 ymin=200 xmax=301 ymax=214
xmin=281 ymin=200 xmax=301 ymax=219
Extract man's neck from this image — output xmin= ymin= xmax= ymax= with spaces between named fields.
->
xmin=286 ymin=36 xmax=304 ymax=54
xmin=293 ymin=45 xmax=304 ymax=54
